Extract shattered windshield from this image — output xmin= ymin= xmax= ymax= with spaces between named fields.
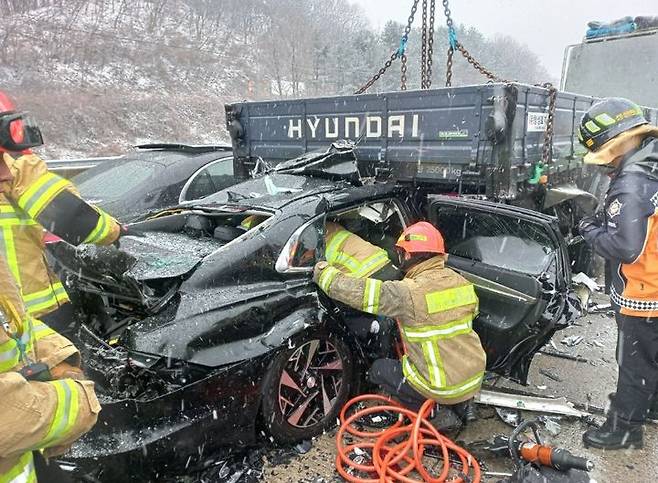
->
xmin=197 ymin=174 xmax=332 ymax=208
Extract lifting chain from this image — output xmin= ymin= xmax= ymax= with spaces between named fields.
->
xmin=421 ymin=0 xmax=428 ymax=88
xmin=401 ymin=54 xmax=408 ymax=90
xmin=354 ymin=0 xmax=419 ymax=94
xmin=441 ymin=0 xmax=557 ymax=170
xmin=442 ymin=0 xmax=509 ymax=86
xmin=540 ymin=83 xmax=558 ymax=165
xmin=426 ymin=0 xmax=436 ymax=88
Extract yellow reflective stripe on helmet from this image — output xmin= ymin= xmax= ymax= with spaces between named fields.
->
xmin=361 ymin=278 xmax=382 ymax=314
xmin=39 ymin=379 xmax=80 ymax=449
xmin=402 ymin=357 xmax=484 ymax=400
xmin=425 ymin=285 xmax=477 ymax=314
xmin=23 ymin=283 xmax=69 ymax=315
xmin=595 ymin=113 xmax=616 ymax=127
xmin=325 ymin=230 xmax=351 ymax=264
xmin=354 ymin=250 xmax=389 ymax=278
xmin=318 ymin=266 xmax=341 ymax=292
xmin=1 ymin=451 xmax=36 ymax=483
xmin=17 ymin=172 xmax=71 ymax=218
xmin=83 ymin=210 xmax=111 ymax=244
xmin=403 ymin=315 xmax=473 ymax=341
xmin=584 ymin=120 xmax=601 ymax=134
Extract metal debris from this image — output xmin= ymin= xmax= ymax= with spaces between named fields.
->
xmin=561 ymin=335 xmax=584 ymax=347
xmin=495 ymin=407 xmax=522 ymax=427
xmin=476 ymin=389 xmax=592 ymax=419
xmin=539 ymin=368 xmax=563 ymax=382
xmin=539 ymin=349 xmax=590 ymax=363
xmin=589 ymin=302 xmax=611 ymax=313
xmin=539 ymin=416 xmax=563 ymax=436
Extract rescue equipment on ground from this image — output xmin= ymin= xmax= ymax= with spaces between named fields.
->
xmin=501 ymin=420 xmax=593 ymax=483
xmin=335 ymin=394 xmax=480 ymax=482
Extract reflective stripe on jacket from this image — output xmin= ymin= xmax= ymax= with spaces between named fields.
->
xmin=325 ymin=222 xmax=391 ymax=278
xmin=0 ymin=152 xmax=120 ymax=317
xmin=315 ymin=256 xmax=486 ymax=404
xmin=581 ymin=134 xmax=658 ymax=317
xmin=0 ymin=256 xmax=100 ymax=481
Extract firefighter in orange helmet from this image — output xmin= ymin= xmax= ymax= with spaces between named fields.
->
xmin=0 ymin=91 xmax=121 ymax=335
xmin=314 ymin=222 xmax=486 ymax=427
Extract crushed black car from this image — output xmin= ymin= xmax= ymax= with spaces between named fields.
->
xmin=50 ymin=149 xmax=580 ymax=481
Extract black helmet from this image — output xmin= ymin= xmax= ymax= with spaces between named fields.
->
xmin=578 ymin=98 xmax=647 ymax=152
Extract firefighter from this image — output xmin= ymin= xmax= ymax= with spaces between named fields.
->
xmin=314 ymin=221 xmax=486 ymax=425
xmin=325 ymin=220 xmax=399 ymax=280
xmin=578 ymin=97 xmax=658 ymax=450
xmin=0 ymin=92 xmax=121 ymax=334
xmin=0 ymin=254 xmax=100 ymax=482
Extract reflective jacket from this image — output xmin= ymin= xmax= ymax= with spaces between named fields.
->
xmin=314 ymin=256 xmax=486 ymax=404
xmin=0 ymin=152 xmax=120 ymax=317
xmin=582 ymin=133 xmax=658 ymax=317
xmin=0 ymin=256 xmax=100 ymax=482
xmin=325 ymin=222 xmax=391 ymax=278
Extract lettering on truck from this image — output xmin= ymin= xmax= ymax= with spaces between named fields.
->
xmin=287 ymin=114 xmax=420 ymax=139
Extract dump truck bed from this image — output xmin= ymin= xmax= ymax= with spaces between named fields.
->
xmin=226 ymin=83 xmax=658 ymax=200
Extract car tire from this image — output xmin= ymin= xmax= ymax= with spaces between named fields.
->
xmin=260 ymin=328 xmax=356 ymax=444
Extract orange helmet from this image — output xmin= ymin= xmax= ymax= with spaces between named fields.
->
xmin=395 ymin=222 xmax=445 ymax=255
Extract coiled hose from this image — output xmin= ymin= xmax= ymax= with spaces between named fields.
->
xmin=335 ymin=394 xmax=481 ymax=483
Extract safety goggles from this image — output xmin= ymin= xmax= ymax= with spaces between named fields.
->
xmin=0 ymin=111 xmax=43 ymax=152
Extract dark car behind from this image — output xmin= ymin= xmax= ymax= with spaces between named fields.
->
xmin=72 ymin=144 xmax=236 ymax=222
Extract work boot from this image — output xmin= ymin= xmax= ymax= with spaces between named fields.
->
xmin=452 ymin=399 xmax=478 ymax=423
xmin=608 ymin=392 xmax=658 ymax=423
xmin=583 ymin=414 xmax=644 ymax=450
xmin=429 ymin=406 xmax=463 ymax=432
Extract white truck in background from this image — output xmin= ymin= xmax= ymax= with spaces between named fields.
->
xmin=561 ymin=27 xmax=658 ymax=108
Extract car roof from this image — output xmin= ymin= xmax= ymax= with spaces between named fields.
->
xmin=195 ymin=173 xmax=401 ymax=211
xmin=74 ymin=145 xmax=233 ymax=182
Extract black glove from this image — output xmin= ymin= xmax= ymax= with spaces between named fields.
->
xmin=578 ymin=215 xmax=601 ymax=235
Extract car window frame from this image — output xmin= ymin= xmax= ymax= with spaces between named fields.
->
xmin=428 ymin=196 xmax=569 ymax=288
xmin=179 ymin=156 xmax=234 ymax=203
xmin=275 ymin=197 xmax=408 ymax=274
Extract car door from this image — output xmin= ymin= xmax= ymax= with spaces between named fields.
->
xmin=179 ymin=157 xmax=235 ymax=202
xmin=428 ymin=196 xmax=577 ymax=384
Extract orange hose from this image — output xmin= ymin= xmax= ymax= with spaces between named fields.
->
xmin=335 ymin=394 xmax=481 ymax=483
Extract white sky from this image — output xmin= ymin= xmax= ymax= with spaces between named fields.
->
xmin=349 ymin=0 xmax=657 ymax=77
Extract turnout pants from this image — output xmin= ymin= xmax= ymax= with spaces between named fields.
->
xmin=612 ymin=312 xmax=658 ymax=423
xmin=368 ymin=358 xmax=426 ymax=410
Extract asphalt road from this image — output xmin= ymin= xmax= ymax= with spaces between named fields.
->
xmin=261 ymin=294 xmax=658 ymax=483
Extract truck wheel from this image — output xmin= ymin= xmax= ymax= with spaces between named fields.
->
xmin=260 ymin=329 xmax=355 ymax=444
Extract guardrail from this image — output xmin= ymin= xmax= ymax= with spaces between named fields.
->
xmin=46 ymin=156 xmax=122 ymax=178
